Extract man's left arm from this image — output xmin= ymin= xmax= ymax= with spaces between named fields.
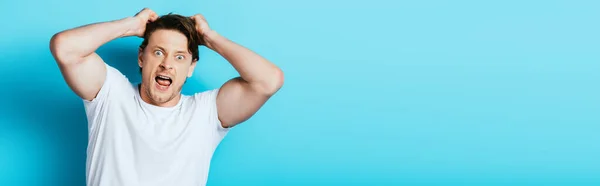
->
xmin=192 ymin=14 xmax=284 ymax=128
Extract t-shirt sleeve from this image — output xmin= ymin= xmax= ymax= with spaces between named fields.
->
xmin=194 ymin=88 xmax=231 ymax=145
xmin=82 ymin=63 xmax=130 ymax=130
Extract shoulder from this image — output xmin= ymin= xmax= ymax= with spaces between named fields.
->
xmin=84 ymin=63 xmax=135 ymax=104
xmin=190 ymin=88 xmax=221 ymax=120
xmin=192 ymin=88 xmax=220 ymax=103
xmin=192 ymin=88 xmax=230 ymax=134
xmin=105 ymin=64 xmax=132 ymax=88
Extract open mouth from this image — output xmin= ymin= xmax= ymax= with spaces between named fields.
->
xmin=155 ymin=75 xmax=172 ymax=90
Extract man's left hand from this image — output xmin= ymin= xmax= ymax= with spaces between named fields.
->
xmin=190 ymin=14 xmax=214 ymax=49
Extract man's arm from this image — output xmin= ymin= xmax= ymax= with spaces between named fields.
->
xmin=49 ymin=8 xmax=157 ymax=101
xmin=191 ymin=15 xmax=284 ymax=128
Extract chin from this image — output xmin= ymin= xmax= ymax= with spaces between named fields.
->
xmin=150 ymin=87 xmax=174 ymax=103
xmin=151 ymin=84 xmax=185 ymax=104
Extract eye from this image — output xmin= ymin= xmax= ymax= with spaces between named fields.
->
xmin=154 ymin=50 xmax=163 ymax=56
xmin=176 ymin=55 xmax=185 ymax=60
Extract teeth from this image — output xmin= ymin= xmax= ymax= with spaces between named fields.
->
xmin=158 ymin=75 xmax=171 ymax=80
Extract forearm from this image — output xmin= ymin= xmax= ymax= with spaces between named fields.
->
xmin=204 ymin=30 xmax=284 ymax=94
xmin=50 ymin=17 xmax=136 ymax=64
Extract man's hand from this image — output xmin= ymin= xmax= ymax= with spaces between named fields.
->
xmin=190 ymin=14 xmax=214 ymax=49
xmin=125 ymin=8 xmax=159 ymax=37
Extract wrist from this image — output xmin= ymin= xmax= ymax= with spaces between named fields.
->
xmin=202 ymin=30 xmax=221 ymax=49
xmin=120 ymin=17 xmax=140 ymax=37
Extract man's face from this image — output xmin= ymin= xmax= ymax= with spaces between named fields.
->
xmin=138 ymin=29 xmax=197 ymax=106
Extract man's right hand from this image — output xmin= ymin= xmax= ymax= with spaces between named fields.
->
xmin=125 ymin=8 xmax=159 ymax=37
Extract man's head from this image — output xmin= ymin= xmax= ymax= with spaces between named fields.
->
xmin=138 ymin=13 xmax=202 ymax=106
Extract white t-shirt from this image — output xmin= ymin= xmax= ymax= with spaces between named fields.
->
xmin=83 ymin=64 xmax=230 ymax=186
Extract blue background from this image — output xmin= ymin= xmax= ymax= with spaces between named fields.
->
xmin=1 ymin=0 xmax=599 ymax=185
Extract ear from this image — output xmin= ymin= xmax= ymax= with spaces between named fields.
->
xmin=187 ymin=60 xmax=198 ymax=78
xmin=138 ymin=47 xmax=144 ymax=68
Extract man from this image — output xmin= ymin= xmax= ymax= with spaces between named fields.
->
xmin=49 ymin=8 xmax=284 ymax=186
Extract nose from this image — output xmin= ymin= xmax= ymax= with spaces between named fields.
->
xmin=160 ymin=58 xmax=174 ymax=70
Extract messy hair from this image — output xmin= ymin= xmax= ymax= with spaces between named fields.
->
xmin=139 ymin=13 xmax=203 ymax=61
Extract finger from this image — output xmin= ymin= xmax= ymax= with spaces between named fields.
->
xmin=135 ymin=8 xmax=149 ymax=17
xmin=149 ymin=13 xmax=159 ymax=21
xmin=198 ymin=16 xmax=207 ymax=22
xmin=190 ymin=16 xmax=200 ymax=25
xmin=139 ymin=8 xmax=149 ymax=14
xmin=191 ymin=14 xmax=205 ymax=21
xmin=191 ymin=17 xmax=203 ymax=26
xmin=190 ymin=15 xmax=199 ymax=22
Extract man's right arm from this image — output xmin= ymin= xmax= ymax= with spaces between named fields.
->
xmin=49 ymin=8 xmax=157 ymax=101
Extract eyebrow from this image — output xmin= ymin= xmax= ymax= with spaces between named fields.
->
xmin=154 ymin=46 xmax=189 ymax=55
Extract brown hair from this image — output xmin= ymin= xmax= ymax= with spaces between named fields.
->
xmin=139 ymin=13 xmax=202 ymax=61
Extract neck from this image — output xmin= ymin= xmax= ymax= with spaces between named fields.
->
xmin=138 ymin=84 xmax=181 ymax=107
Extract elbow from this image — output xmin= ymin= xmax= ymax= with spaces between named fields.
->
xmin=272 ymin=68 xmax=285 ymax=92
xmin=49 ymin=32 xmax=75 ymax=65
xmin=257 ymin=67 xmax=284 ymax=96
xmin=50 ymin=33 xmax=64 ymax=56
